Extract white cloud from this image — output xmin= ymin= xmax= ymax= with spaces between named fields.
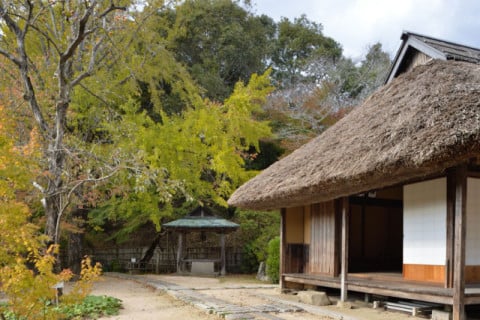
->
xmin=253 ymin=0 xmax=480 ymax=60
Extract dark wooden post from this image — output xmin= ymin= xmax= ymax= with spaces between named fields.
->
xmin=220 ymin=233 xmax=226 ymax=276
xmin=280 ymin=208 xmax=286 ymax=289
xmin=453 ymin=165 xmax=467 ymax=320
xmin=446 ymin=170 xmax=456 ymax=288
xmin=340 ymin=197 xmax=350 ymax=302
xmin=176 ymin=232 xmax=184 ymax=273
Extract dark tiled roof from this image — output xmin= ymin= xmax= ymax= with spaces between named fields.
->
xmin=405 ymin=32 xmax=480 ymax=64
xmin=386 ymin=31 xmax=480 ymax=83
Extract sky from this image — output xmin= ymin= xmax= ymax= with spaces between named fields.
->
xmin=251 ymin=0 xmax=480 ymax=61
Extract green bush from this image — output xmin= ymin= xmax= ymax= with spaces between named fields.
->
xmin=110 ymin=260 xmax=123 ymax=272
xmin=235 ymin=209 xmax=280 ymax=273
xmin=241 ymin=243 xmax=260 ymax=273
xmin=57 ymin=295 xmax=122 ymax=319
xmin=266 ymin=236 xmax=280 ymax=284
xmin=1 ymin=296 xmax=121 ymax=320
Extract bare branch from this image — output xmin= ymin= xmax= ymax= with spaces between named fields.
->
xmin=1 ymin=2 xmax=50 ymax=136
xmin=47 ymin=5 xmax=59 ymax=39
xmin=29 ymin=1 xmax=47 ymax=27
xmin=61 ymin=1 xmax=97 ymax=63
xmin=0 ymin=48 xmax=21 ymax=66
xmin=23 ymin=0 xmax=34 ymax=35
xmin=55 ymin=167 xmax=121 ymax=242
xmin=26 ymin=23 xmax=62 ymax=56
xmin=0 ymin=62 xmax=19 ymax=81
xmin=0 ymin=4 xmax=22 ymax=37
xmin=78 ymin=83 xmax=110 ymax=106
xmin=71 ymin=35 xmax=106 ymax=87
xmin=98 ymin=1 xmax=127 ymax=19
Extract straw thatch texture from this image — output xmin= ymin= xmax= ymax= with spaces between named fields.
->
xmin=228 ymin=60 xmax=480 ymax=210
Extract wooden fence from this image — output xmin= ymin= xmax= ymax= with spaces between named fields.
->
xmin=87 ymin=246 xmax=243 ymax=274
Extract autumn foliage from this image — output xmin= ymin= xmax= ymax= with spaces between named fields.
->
xmin=0 ymin=105 xmax=101 ymax=319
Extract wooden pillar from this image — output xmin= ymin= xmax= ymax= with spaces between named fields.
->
xmin=453 ymin=165 xmax=467 ymax=320
xmin=446 ymin=170 xmax=456 ymax=288
xmin=340 ymin=197 xmax=350 ymax=302
xmin=220 ymin=233 xmax=226 ymax=276
xmin=280 ymin=208 xmax=286 ymax=289
xmin=176 ymin=232 xmax=184 ymax=273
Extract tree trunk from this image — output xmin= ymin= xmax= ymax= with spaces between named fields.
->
xmin=68 ymin=231 xmax=83 ymax=275
xmin=140 ymin=233 xmax=164 ymax=266
xmin=45 ymin=194 xmax=60 ymax=243
xmin=68 ymin=208 xmax=87 ymax=275
xmin=45 ymin=137 xmax=66 ymax=244
xmin=44 ymin=139 xmax=67 ymax=272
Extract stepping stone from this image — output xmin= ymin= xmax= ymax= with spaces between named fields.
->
xmin=297 ymin=291 xmax=331 ymax=306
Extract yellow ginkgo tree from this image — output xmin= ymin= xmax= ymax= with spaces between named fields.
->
xmin=0 ymin=105 xmax=101 ymax=319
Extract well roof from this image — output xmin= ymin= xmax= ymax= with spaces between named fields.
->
xmin=163 ymin=206 xmax=239 ymax=232
xmin=228 ymin=60 xmax=480 ymax=210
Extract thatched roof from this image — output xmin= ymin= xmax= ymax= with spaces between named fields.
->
xmin=228 ymin=60 xmax=480 ymax=210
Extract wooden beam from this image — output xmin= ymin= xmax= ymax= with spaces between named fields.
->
xmin=220 ymin=233 xmax=226 ymax=276
xmin=176 ymin=232 xmax=184 ymax=273
xmin=467 ymin=171 xmax=480 ymax=178
xmin=340 ymin=197 xmax=349 ymax=302
xmin=453 ymin=165 xmax=467 ymax=320
xmin=334 ymin=200 xmax=342 ymax=277
xmin=349 ymin=196 xmax=403 ymax=208
xmin=446 ymin=170 xmax=455 ymax=288
xmin=280 ymin=208 xmax=286 ymax=289
xmin=360 ymin=198 xmax=366 ymax=258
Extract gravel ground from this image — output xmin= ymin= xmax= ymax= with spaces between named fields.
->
xmin=92 ymin=273 xmax=416 ymax=320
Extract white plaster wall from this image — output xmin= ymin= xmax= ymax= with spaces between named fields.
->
xmin=466 ymin=178 xmax=480 ymax=265
xmin=403 ymin=178 xmax=446 ymax=265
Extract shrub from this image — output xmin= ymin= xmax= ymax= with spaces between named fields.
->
xmin=235 ymin=209 xmax=280 ymax=273
xmin=56 ymin=295 xmax=122 ymax=319
xmin=266 ymin=236 xmax=280 ymax=284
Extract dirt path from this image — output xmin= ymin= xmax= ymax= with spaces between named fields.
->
xmin=92 ymin=274 xmax=415 ymax=320
xmin=92 ymin=276 xmax=216 ymax=320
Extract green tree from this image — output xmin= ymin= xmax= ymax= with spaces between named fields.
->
xmin=271 ymin=15 xmax=342 ymax=88
xmin=235 ymin=209 xmax=280 ymax=273
xmin=0 ymin=0 xmax=131 ymax=247
xmin=164 ymin=0 xmax=276 ymax=101
xmin=0 ymin=0 xmax=205 ymax=266
xmin=355 ymin=42 xmax=392 ymax=99
xmin=89 ymin=71 xmax=274 ymax=240
xmin=0 ymin=106 xmax=101 ymax=319
xmin=263 ymin=43 xmax=391 ymax=153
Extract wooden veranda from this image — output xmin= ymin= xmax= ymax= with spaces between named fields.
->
xmin=283 ymin=272 xmax=480 ymax=306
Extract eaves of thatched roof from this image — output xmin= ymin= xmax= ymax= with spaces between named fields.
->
xmin=228 ymin=60 xmax=480 ymax=211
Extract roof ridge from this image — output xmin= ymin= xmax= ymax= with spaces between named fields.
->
xmin=402 ymin=30 xmax=480 ymax=52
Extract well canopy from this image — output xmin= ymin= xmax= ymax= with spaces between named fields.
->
xmin=228 ymin=60 xmax=480 ymax=211
xmin=163 ymin=206 xmax=239 ymax=232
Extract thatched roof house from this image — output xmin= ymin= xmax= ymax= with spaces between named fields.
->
xmin=229 ymin=38 xmax=480 ymax=317
xmin=228 ymin=60 xmax=480 ymax=211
